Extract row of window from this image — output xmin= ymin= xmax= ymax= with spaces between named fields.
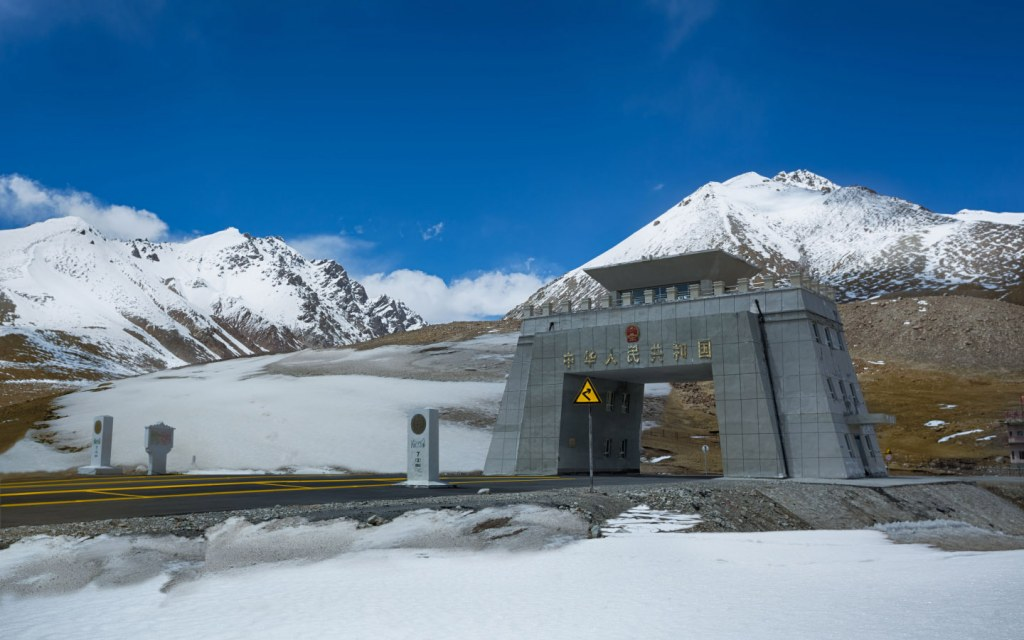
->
xmin=843 ymin=433 xmax=877 ymax=461
xmin=604 ymin=391 xmax=631 ymax=414
xmin=827 ymin=377 xmax=861 ymax=414
xmin=604 ymin=438 xmax=628 ymax=458
xmin=812 ymin=322 xmax=846 ymax=351
xmin=616 ymin=283 xmax=697 ymax=306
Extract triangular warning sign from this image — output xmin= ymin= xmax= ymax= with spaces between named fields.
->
xmin=574 ymin=378 xmax=602 ymax=404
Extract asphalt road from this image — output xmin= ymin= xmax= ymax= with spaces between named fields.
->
xmin=0 ymin=473 xmax=704 ymax=528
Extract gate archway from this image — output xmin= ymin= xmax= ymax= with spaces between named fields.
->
xmin=484 ymin=251 xmax=891 ymax=479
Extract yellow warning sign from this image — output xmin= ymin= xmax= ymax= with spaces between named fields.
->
xmin=574 ymin=378 xmax=602 ymax=404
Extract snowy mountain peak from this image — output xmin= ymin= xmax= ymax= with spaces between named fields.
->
xmin=771 ymin=170 xmax=840 ymax=193
xmin=952 ymin=209 xmax=1024 ymax=226
xmin=0 ymin=219 xmax=425 ymax=379
xmin=720 ymin=171 xmax=771 ymax=189
xmin=513 ymin=170 xmax=1024 ymax=316
xmin=25 ymin=215 xmax=102 ymax=239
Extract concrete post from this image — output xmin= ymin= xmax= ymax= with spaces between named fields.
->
xmin=144 ymin=422 xmax=175 ymax=475
xmin=764 ymin=275 xmax=775 ymax=289
xmin=78 ymin=415 xmax=120 ymax=475
xmin=713 ymin=281 xmax=725 ymax=296
xmin=606 ymin=294 xmax=615 ymax=308
xmin=688 ymin=284 xmax=700 ymax=299
xmin=644 ymin=288 xmax=654 ymax=304
xmin=622 ymin=291 xmax=633 ymax=306
xmin=401 ymin=408 xmax=447 ymax=488
xmin=737 ymin=278 xmax=749 ymax=293
xmin=789 ymin=272 xmax=803 ymax=288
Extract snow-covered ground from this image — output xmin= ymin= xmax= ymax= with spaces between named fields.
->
xmin=0 ymin=333 xmax=683 ymax=475
xmin=0 ymin=336 xmax=516 ymax=474
xmin=1 ymin=505 xmax=1020 ymax=640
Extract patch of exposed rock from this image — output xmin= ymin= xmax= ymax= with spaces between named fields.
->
xmin=841 ymin=295 xmax=1024 ymax=372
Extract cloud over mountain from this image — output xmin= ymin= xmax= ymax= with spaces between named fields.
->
xmin=0 ymin=174 xmax=169 ymax=240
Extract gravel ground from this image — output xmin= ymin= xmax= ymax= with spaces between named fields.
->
xmin=6 ymin=478 xmax=1024 ymax=552
xmin=841 ymin=295 xmax=1024 ymax=372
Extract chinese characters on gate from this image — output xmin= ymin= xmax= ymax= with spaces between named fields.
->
xmin=561 ymin=325 xmax=712 ymax=370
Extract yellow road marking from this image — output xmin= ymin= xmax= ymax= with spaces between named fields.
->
xmin=0 ymin=475 xmax=406 ymax=489
xmin=2 ymin=482 xmax=419 ymax=508
xmin=0 ymin=475 xmax=252 ymax=488
xmin=88 ymin=489 xmax=144 ymax=499
xmin=0 ymin=474 xmax=555 ymax=489
xmin=1 ymin=477 xmax=404 ymax=498
xmin=0 ymin=475 xmax=570 ymax=509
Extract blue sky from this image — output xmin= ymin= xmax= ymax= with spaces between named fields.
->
xmin=1 ymin=1 xmax=1021 ymax=321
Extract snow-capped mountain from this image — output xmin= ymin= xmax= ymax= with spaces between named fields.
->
xmin=513 ymin=170 xmax=1024 ymax=314
xmin=0 ymin=217 xmax=424 ymax=378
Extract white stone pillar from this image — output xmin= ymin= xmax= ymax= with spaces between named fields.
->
xmin=401 ymin=408 xmax=447 ymax=488
xmin=78 ymin=415 xmax=121 ymax=475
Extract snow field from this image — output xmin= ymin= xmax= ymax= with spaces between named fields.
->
xmin=1 ymin=505 xmax=1022 ymax=640
xmin=0 ymin=352 xmax=502 ymax=474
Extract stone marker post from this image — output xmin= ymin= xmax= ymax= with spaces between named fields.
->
xmin=78 ymin=415 xmax=121 ymax=475
xmin=401 ymin=408 xmax=448 ymax=488
xmin=144 ymin=422 xmax=175 ymax=475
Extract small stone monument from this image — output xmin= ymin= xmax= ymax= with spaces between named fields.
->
xmin=78 ymin=415 xmax=121 ymax=475
xmin=399 ymin=408 xmax=448 ymax=488
xmin=144 ymin=422 xmax=175 ymax=475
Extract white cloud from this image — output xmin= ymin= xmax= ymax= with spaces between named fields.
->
xmin=421 ymin=222 xmax=444 ymax=241
xmin=361 ymin=269 xmax=553 ymax=323
xmin=288 ymin=233 xmax=376 ymax=264
xmin=652 ymin=183 xmax=665 ymax=191
xmin=0 ymin=174 xmax=169 ymax=240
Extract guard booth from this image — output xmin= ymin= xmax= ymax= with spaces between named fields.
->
xmin=484 ymin=250 xmax=892 ymax=480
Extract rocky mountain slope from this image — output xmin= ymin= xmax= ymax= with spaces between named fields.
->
xmin=0 ymin=217 xmax=424 ymax=380
xmin=512 ymin=170 xmax=1024 ymax=315
xmin=841 ymin=295 xmax=1024 ymax=373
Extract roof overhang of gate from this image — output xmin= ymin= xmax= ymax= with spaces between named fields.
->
xmin=583 ymin=250 xmax=759 ymax=292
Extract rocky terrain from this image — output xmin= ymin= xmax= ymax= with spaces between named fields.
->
xmin=841 ymin=295 xmax=1024 ymax=372
xmin=4 ymin=477 xmax=1023 ymax=552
